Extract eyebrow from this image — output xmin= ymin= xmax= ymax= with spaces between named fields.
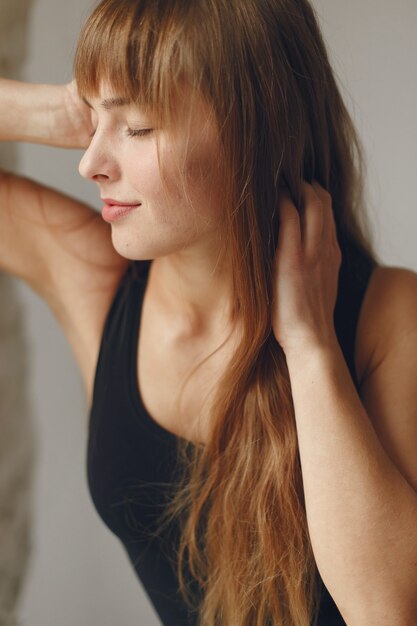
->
xmin=82 ymin=96 xmax=131 ymax=110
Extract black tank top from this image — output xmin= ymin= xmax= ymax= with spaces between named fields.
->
xmin=87 ymin=237 xmax=377 ymax=626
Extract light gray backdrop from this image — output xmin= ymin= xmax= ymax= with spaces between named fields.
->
xmin=15 ymin=0 xmax=417 ymax=625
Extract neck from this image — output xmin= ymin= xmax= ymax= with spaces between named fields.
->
xmin=148 ymin=251 xmax=238 ymax=340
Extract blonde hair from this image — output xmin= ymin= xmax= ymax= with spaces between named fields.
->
xmin=75 ymin=1 xmax=380 ymax=624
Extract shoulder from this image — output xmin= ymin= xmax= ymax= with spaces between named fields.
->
xmin=50 ymin=249 xmax=131 ymax=407
xmin=355 ymin=265 xmax=417 ymax=387
xmin=354 ymin=265 xmax=417 ymax=492
xmin=0 ymin=171 xmax=132 ymax=404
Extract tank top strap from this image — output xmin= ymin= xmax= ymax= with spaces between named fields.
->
xmin=89 ymin=260 xmax=151 ymax=439
xmin=334 ymin=234 xmax=377 ymax=389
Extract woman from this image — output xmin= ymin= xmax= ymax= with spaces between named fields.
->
xmin=1 ymin=0 xmax=417 ymax=624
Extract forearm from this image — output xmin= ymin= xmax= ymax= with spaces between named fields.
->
xmin=285 ymin=340 xmax=417 ymax=624
xmin=0 ymin=78 xmax=88 ymax=148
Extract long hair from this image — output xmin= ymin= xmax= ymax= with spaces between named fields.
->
xmin=74 ymin=1 xmax=380 ymax=624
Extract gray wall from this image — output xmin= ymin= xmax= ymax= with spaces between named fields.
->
xmin=1 ymin=1 xmax=39 ymax=625
xmin=16 ymin=0 xmax=417 ymax=625
xmin=17 ymin=2 xmax=164 ymax=625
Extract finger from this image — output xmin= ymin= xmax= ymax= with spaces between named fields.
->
xmin=311 ymin=180 xmax=338 ymax=244
xmin=311 ymin=182 xmax=342 ymax=273
xmin=301 ymin=181 xmax=324 ymax=255
xmin=276 ymin=190 xmax=302 ymax=258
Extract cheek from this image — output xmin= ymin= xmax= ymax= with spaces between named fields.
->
xmin=163 ymin=146 xmax=225 ymax=220
xmin=125 ymin=148 xmax=173 ymax=209
xmin=188 ymin=154 xmax=226 ymax=223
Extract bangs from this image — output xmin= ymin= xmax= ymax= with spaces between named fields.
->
xmin=74 ymin=0 xmax=205 ymax=124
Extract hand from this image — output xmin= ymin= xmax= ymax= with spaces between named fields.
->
xmin=58 ymin=80 xmax=95 ymax=149
xmin=271 ymin=181 xmax=342 ymax=355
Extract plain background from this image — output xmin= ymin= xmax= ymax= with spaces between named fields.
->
xmin=11 ymin=0 xmax=417 ymax=624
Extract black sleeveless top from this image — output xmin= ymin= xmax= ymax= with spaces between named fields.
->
xmin=87 ymin=236 xmax=377 ymax=626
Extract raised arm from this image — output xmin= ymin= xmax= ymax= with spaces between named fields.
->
xmin=0 ymin=79 xmax=128 ymax=397
xmin=0 ymin=78 xmax=111 ymax=289
xmin=0 ymin=78 xmax=93 ymax=148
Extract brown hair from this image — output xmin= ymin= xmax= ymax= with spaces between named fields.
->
xmin=75 ymin=1 xmax=380 ymax=624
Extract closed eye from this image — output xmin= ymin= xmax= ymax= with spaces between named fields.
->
xmin=127 ymin=128 xmax=153 ymax=138
xmin=87 ymin=127 xmax=153 ymax=140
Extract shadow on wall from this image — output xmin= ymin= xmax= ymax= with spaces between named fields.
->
xmin=0 ymin=0 xmax=36 ymax=625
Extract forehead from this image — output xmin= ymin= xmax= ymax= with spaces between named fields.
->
xmin=85 ymin=81 xmax=217 ymax=130
xmin=82 ymin=81 xmax=143 ymax=109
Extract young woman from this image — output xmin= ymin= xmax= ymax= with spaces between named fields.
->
xmin=1 ymin=0 xmax=417 ymax=624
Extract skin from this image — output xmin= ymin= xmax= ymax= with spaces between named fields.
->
xmin=1 ymin=76 xmax=417 ymax=621
xmin=73 ymin=79 xmax=417 ymax=623
xmin=79 ymin=85 xmax=237 ymax=339
xmin=271 ymin=182 xmax=342 ymax=352
xmin=268 ymin=181 xmax=417 ymax=622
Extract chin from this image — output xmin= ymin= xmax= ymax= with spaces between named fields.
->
xmin=110 ymin=235 xmax=162 ymax=262
xmin=109 ymin=233 xmax=142 ymax=260
xmin=112 ymin=244 xmax=149 ymax=262
xmin=110 ymin=228 xmax=199 ymax=262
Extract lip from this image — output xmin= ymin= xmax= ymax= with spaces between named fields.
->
xmin=101 ymin=197 xmax=140 ymax=207
xmin=101 ymin=199 xmax=141 ymax=223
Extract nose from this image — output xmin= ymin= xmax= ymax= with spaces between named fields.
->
xmin=78 ymin=131 xmax=120 ymax=182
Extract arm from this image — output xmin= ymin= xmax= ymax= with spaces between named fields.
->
xmin=0 ymin=78 xmax=128 ymax=399
xmin=285 ymin=318 xmax=417 ymax=625
xmin=272 ymin=183 xmax=417 ymax=625
xmin=0 ymin=78 xmax=93 ymax=148
xmin=0 ymin=76 xmax=127 ymax=312
xmin=0 ymin=77 xmax=106 ymax=290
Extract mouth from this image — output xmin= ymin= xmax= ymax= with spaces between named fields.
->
xmin=101 ymin=198 xmax=141 ymax=207
xmin=101 ymin=199 xmax=142 ymax=223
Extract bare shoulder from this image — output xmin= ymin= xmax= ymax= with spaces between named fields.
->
xmin=45 ymin=209 xmax=130 ymax=405
xmin=355 ymin=264 xmax=417 ymax=388
xmin=0 ymin=172 xmax=130 ymax=404
xmin=354 ymin=265 xmax=417 ymax=492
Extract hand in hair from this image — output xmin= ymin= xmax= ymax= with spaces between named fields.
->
xmin=61 ymin=80 xmax=96 ymax=149
xmin=271 ymin=181 xmax=342 ymax=355
xmin=0 ymin=78 xmax=94 ymax=148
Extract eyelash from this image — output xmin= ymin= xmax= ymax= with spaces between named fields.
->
xmin=89 ymin=128 xmax=153 ymax=138
xmin=126 ymin=128 xmax=153 ymax=138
